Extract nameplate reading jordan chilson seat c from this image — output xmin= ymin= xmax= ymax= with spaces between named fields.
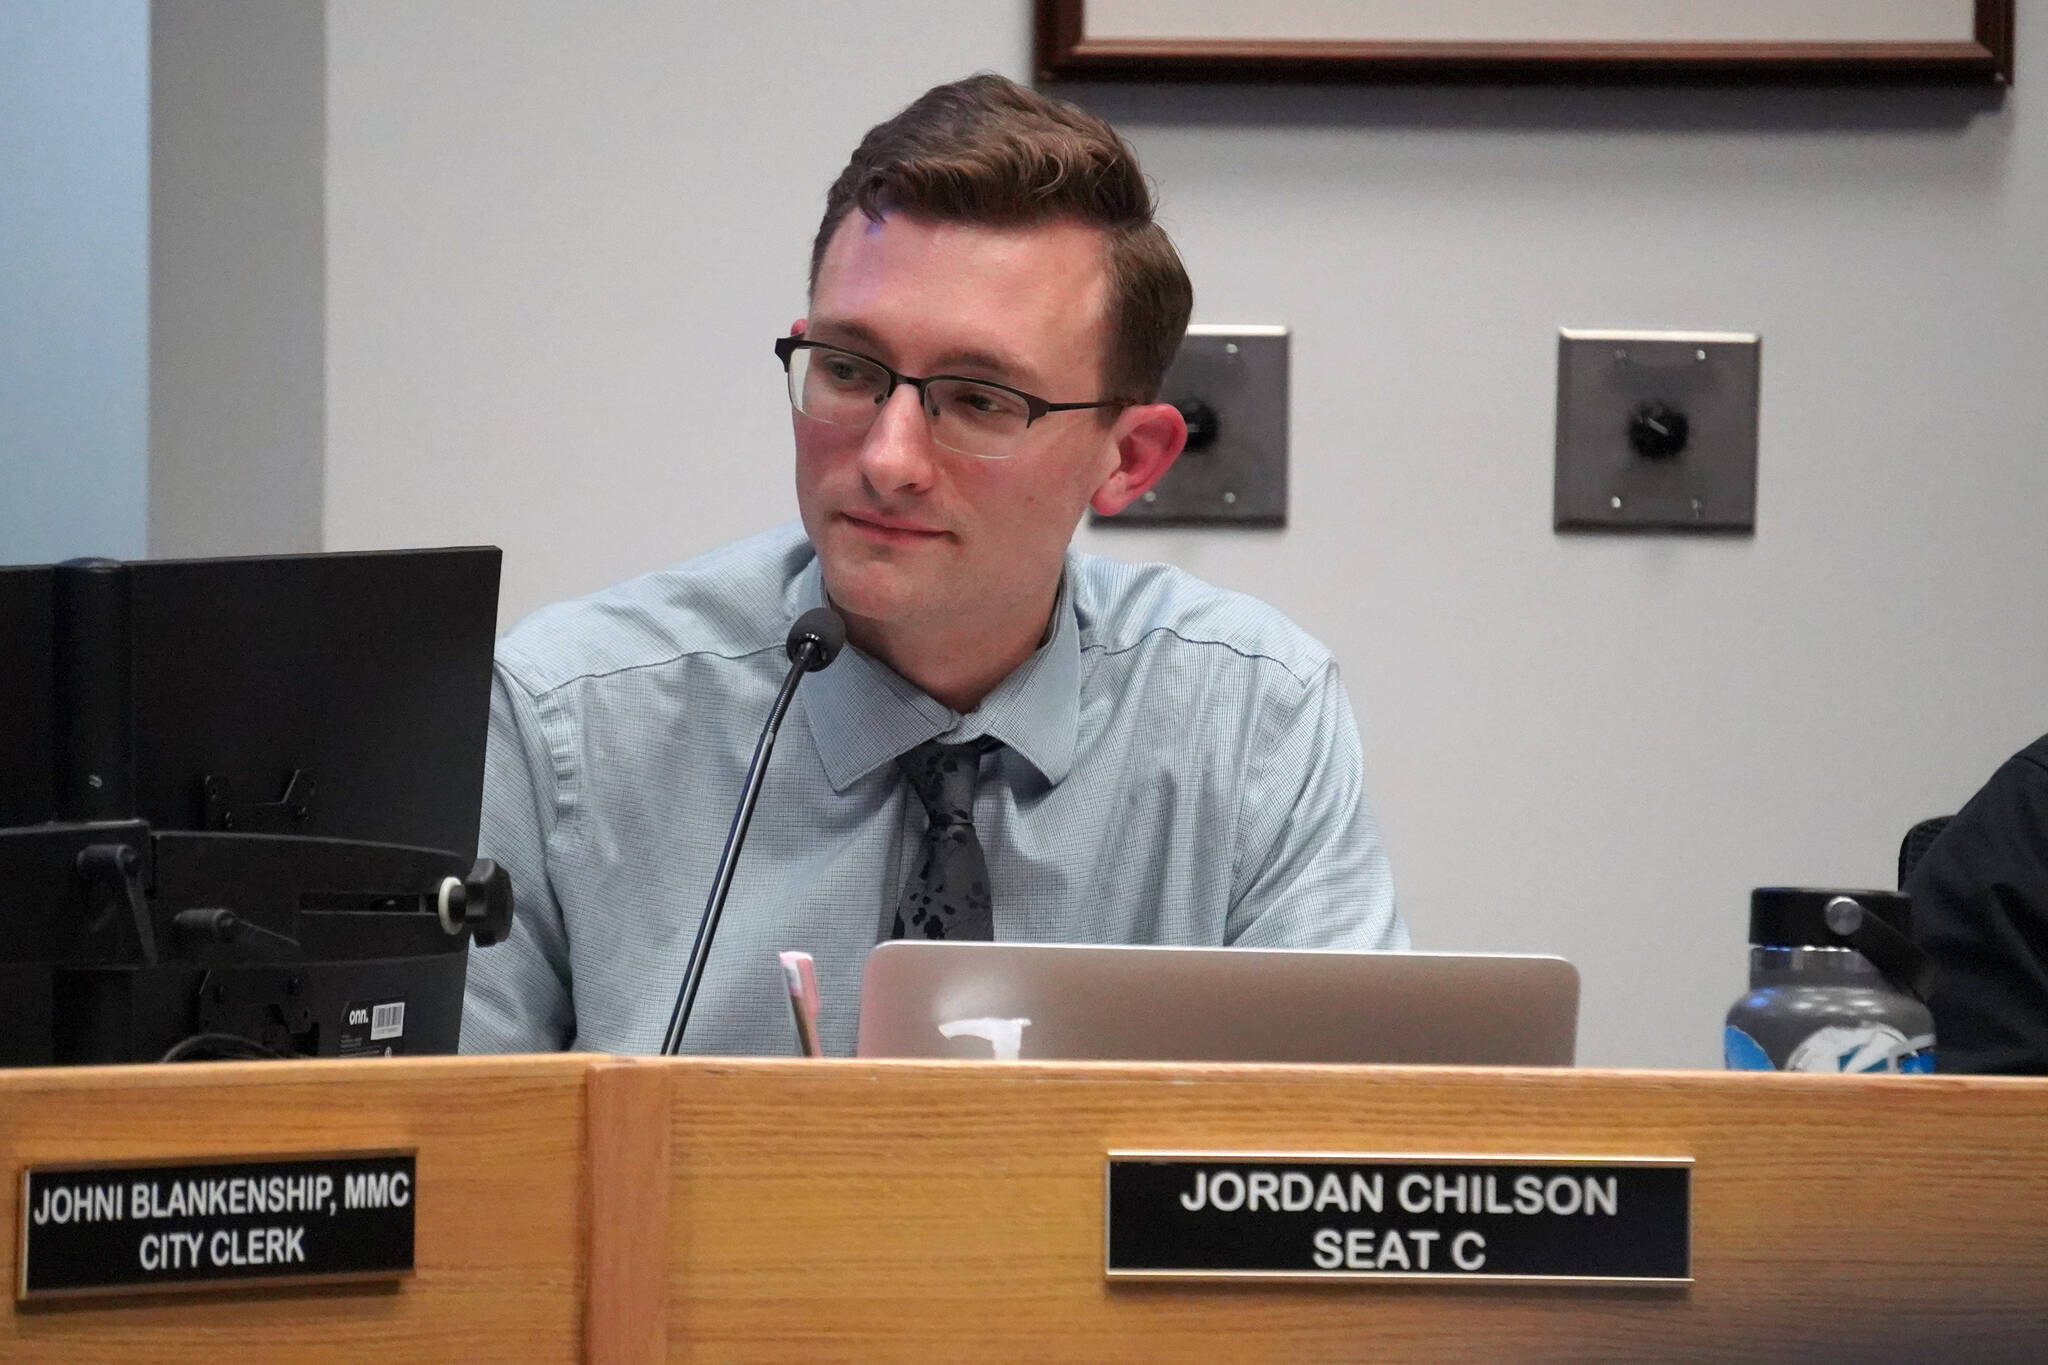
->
xmin=17 ymin=1152 xmax=416 ymax=1301
xmin=1106 ymin=1153 xmax=1692 ymax=1284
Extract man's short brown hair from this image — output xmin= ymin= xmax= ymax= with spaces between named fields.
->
xmin=810 ymin=73 xmax=1192 ymax=406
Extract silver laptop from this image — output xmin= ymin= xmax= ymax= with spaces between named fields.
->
xmin=854 ymin=942 xmax=1578 ymax=1065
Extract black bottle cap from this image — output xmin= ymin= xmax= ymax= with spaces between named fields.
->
xmin=1750 ymin=887 xmax=1911 ymax=948
xmin=1748 ymin=887 xmax=1934 ymax=1002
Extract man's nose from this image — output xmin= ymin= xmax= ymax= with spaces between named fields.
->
xmin=857 ymin=383 xmax=941 ymax=494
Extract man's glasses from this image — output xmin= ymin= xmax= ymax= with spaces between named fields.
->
xmin=774 ymin=336 xmax=1126 ymax=461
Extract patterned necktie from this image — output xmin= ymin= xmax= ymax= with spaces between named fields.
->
xmin=892 ymin=737 xmax=1001 ymax=940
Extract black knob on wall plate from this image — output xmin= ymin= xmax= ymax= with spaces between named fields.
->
xmin=1627 ymin=402 xmax=1690 ymax=459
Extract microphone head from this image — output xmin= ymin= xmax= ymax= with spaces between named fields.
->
xmin=786 ymin=607 xmax=846 ymax=671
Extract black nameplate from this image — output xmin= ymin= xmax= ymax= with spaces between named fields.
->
xmin=1107 ymin=1154 xmax=1690 ymax=1283
xmin=18 ymin=1152 xmax=415 ymax=1300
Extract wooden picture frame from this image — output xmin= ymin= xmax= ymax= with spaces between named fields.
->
xmin=1036 ymin=0 xmax=2015 ymax=85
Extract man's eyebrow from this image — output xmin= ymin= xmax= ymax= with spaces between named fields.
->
xmin=933 ymin=346 xmax=1039 ymax=387
xmin=806 ymin=319 xmax=1045 ymax=391
xmin=806 ymin=318 xmax=888 ymax=355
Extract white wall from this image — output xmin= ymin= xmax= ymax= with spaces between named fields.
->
xmin=149 ymin=0 xmax=325 ymax=558
xmin=0 ymin=0 xmax=149 ymax=564
xmin=325 ymin=3 xmax=1029 ymax=620
xmin=323 ymin=1 xmax=2048 ymax=1068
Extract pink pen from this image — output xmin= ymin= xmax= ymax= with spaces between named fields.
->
xmin=778 ymin=951 xmax=824 ymax=1058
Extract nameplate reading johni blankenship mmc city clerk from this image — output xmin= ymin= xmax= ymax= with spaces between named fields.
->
xmin=17 ymin=1152 xmax=417 ymax=1300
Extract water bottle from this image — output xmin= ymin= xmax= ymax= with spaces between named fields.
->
xmin=1724 ymin=887 xmax=1935 ymax=1073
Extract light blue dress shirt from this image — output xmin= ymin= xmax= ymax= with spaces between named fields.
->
xmin=460 ymin=523 xmax=1403 ymax=1057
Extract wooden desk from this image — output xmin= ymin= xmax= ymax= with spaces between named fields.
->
xmin=1 ymin=1055 xmax=591 ymax=1364
xmin=7 ymin=1058 xmax=2047 ymax=1363
xmin=611 ymin=1060 xmax=2048 ymax=1364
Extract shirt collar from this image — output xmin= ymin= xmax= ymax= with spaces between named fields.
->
xmin=794 ymin=555 xmax=1080 ymax=792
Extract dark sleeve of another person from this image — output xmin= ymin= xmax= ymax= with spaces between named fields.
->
xmin=1906 ymin=734 xmax=2048 ymax=1074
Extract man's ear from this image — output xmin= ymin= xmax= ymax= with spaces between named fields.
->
xmin=1089 ymin=402 xmax=1188 ymax=516
xmin=790 ymin=318 xmax=807 ymax=337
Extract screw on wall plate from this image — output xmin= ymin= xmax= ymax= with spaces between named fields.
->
xmin=1695 ymin=349 xmax=1707 ymax=361
xmin=1222 ymin=491 xmax=1237 ymax=504
xmin=1142 ymin=490 xmax=1157 ymax=502
xmin=1610 ymin=495 xmax=1624 ymax=509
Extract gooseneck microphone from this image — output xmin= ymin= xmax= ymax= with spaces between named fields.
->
xmin=661 ymin=607 xmax=845 ymax=1054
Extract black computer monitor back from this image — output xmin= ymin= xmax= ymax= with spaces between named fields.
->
xmin=125 ymin=548 xmax=499 ymax=857
xmin=0 ymin=546 xmax=502 ymax=1065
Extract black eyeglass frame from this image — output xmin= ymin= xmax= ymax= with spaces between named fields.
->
xmin=773 ymin=336 xmax=1130 ymax=430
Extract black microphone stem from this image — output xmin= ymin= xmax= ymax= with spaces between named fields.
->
xmin=662 ymin=638 xmax=820 ymax=1055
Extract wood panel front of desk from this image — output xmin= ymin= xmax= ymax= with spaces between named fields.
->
xmin=613 ymin=1061 xmax=2048 ymax=1364
xmin=0 ymin=1055 xmax=593 ymax=1364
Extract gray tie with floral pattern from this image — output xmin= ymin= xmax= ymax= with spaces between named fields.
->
xmin=891 ymin=737 xmax=1001 ymax=940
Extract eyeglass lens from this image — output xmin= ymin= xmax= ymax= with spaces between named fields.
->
xmin=787 ymin=347 xmax=1032 ymax=458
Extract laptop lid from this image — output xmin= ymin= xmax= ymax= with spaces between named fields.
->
xmin=855 ymin=942 xmax=1578 ymax=1065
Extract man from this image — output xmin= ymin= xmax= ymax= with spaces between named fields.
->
xmin=462 ymin=74 xmax=1403 ymax=1057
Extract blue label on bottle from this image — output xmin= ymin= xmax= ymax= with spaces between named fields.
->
xmin=1785 ymin=1025 xmax=1936 ymax=1074
xmin=1726 ymin=1023 xmax=1938 ymax=1073
xmin=1724 ymin=1025 xmax=1775 ymax=1071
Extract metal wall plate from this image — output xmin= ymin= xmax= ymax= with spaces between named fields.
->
xmin=1554 ymin=329 xmax=1760 ymax=534
xmin=1092 ymin=325 xmax=1287 ymax=528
